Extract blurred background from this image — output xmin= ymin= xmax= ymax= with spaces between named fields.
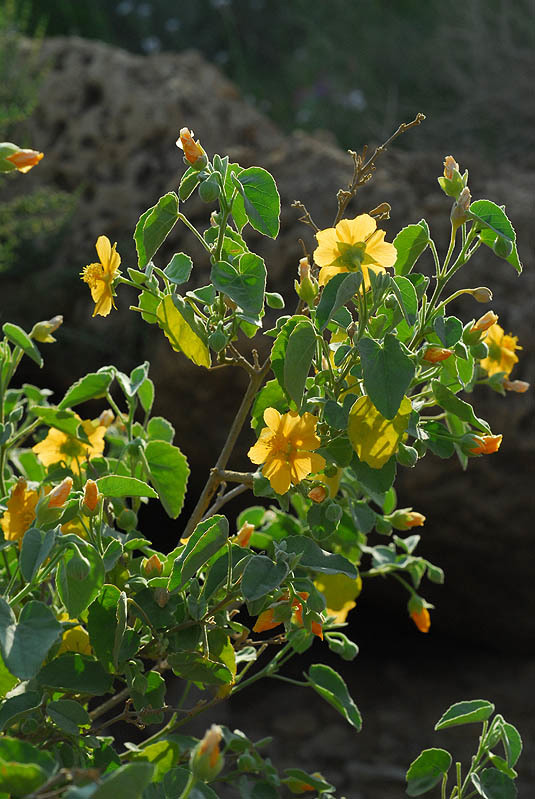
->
xmin=1 ymin=1 xmax=534 ymax=795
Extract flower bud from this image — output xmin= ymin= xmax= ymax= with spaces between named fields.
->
xmin=294 ymin=257 xmax=318 ymax=307
xmin=450 ymin=187 xmax=472 ymax=229
xmin=190 ymin=724 xmax=224 ymax=782
xmin=423 ymin=346 xmax=453 ymax=364
xmin=388 ymin=509 xmax=426 ymax=531
xmin=503 ymin=378 xmax=530 ymax=394
xmin=82 ymin=479 xmax=100 ymax=515
xmin=117 ymin=508 xmax=138 ymax=531
xmin=98 ymin=409 xmax=115 ymax=428
xmin=409 ymin=603 xmax=431 ymax=633
xmin=467 ymin=287 xmax=493 ymax=304
xmin=235 ymin=522 xmax=254 ymax=548
xmin=142 ymin=554 xmax=163 ymax=578
xmin=30 ymin=315 xmax=63 ymax=343
xmin=437 ymin=155 xmax=467 ymax=199
xmin=308 ymin=485 xmax=327 ymax=504
xmin=472 ymin=310 xmax=499 ymax=333
xmin=4 ymin=147 xmax=44 ymax=173
xmin=468 ymin=434 xmax=502 ymax=456
xmin=493 ymin=236 xmax=513 ymax=259
xmin=176 ymin=128 xmax=208 ymax=170
xmin=198 ymin=174 xmax=220 ymax=203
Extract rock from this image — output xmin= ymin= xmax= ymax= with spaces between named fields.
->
xmin=3 ymin=36 xmax=534 ymax=649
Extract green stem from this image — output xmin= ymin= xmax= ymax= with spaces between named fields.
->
xmin=232 ymin=642 xmax=292 ymax=695
xmin=178 ymin=213 xmax=211 ymax=253
xmin=118 ymin=277 xmax=161 ymax=299
xmin=178 ymin=772 xmax=197 ymax=799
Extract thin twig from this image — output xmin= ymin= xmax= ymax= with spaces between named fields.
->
xmin=291 ymin=200 xmax=320 ymax=232
xmin=202 ymin=483 xmax=248 ymax=520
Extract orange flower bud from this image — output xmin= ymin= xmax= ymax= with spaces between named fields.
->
xmin=253 ymin=608 xmax=280 ymax=633
xmin=311 ymin=621 xmax=324 ymax=640
xmin=48 ymin=477 xmax=73 ymax=508
xmin=82 ymin=479 xmax=100 ymax=513
xmin=410 ymin=607 xmax=431 ymax=633
xmin=473 ymin=310 xmax=499 ymax=333
xmin=468 ymin=286 xmax=493 ymax=304
xmin=423 ymin=347 xmax=453 ymax=363
xmin=469 ymin=434 xmax=502 ymax=455
xmin=308 ymin=485 xmax=328 ymax=503
xmin=190 ymin=724 xmax=224 ymax=782
xmin=503 ymin=379 xmax=529 ymax=394
xmin=142 ymin=554 xmax=163 ymax=578
xmin=388 ymin=509 xmax=426 ymax=531
xmin=176 ymin=127 xmax=206 ymax=167
xmin=30 ymin=315 xmax=63 ymax=343
xmin=458 ymin=186 xmax=471 ymax=212
xmin=98 ymin=409 xmax=115 ymax=427
xmin=235 ymin=522 xmax=254 ymax=547
xmin=6 ymin=148 xmax=44 ymax=173
xmin=443 ymin=155 xmax=459 ymax=180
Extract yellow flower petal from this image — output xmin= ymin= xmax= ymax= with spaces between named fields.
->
xmin=337 ymin=214 xmax=376 ymax=244
xmin=364 ymin=229 xmax=397 ymax=267
xmin=263 ymin=407 xmax=282 ymax=432
xmin=314 ymin=573 xmax=363 ymax=624
xmin=263 ymin=456 xmax=292 ymax=495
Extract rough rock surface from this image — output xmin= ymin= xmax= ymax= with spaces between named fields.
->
xmin=2 ymin=36 xmax=534 ymax=651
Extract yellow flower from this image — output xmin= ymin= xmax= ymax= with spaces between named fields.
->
xmin=313 ymin=214 xmax=397 ymax=289
xmin=248 ymin=408 xmax=326 ymax=495
xmin=57 ymin=613 xmax=92 ymax=655
xmin=480 ymin=323 xmax=521 ymax=378
xmin=33 ymin=417 xmax=106 ymax=474
xmin=314 ymin=573 xmax=362 ymax=625
xmin=0 ymin=479 xmax=39 ymax=546
xmin=6 ymin=148 xmax=44 ymax=173
xmin=80 ymin=236 xmax=121 ymax=317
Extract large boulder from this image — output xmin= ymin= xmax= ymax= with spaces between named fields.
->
xmin=3 ymin=36 xmax=534 ymax=649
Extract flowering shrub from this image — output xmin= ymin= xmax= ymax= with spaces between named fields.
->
xmin=0 ymin=124 xmax=528 ymax=798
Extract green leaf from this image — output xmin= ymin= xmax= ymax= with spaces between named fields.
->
xmin=241 ymin=555 xmax=289 ymax=601
xmin=59 ymin=371 xmax=115 ymax=409
xmin=431 ymin=382 xmax=490 ymax=433
xmin=348 ymin=395 xmax=412 ymax=469
xmin=233 ymin=166 xmax=280 ymax=238
xmin=131 ymin=670 xmax=166 ymax=726
xmin=37 ymin=652 xmax=113 ymax=694
xmin=131 ymin=740 xmax=180 ymax=782
xmin=434 ymin=316 xmax=463 ymax=347
xmin=0 ymin=691 xmax=42 ymax=732
xmin=282 ymin=769 xmax=335 ymax=794
xmin=501 ymin=722 xmax=522 ymax=768
xmin=163 ymin=767 xmax=219 ymax=799
xmin=471 ymin=768 xmax=517 ymax=799
xmin=87 ymin=584 xmax=122 ymax=672
xmin=157 ymin=294 xmax=211 ymax=368
xmin=165 ymin=252 xmax=193 ymax=285
xmin=271 ymin=315 xmax=309 ymax=396
xmin=2 ymin=322 xmax=43 ymax=367
xmin=139 ymin=290 xmax=160 ymax=324
xmin=358 ymin=335 xmax=415 ymax=419
xmin=179 ymin=166 xmax=201 ymax=201
xmin=96 ymin=475 xmax=158 ymax=499
xmin=47 ymin=698 xmax=90 ymax=735
xmin=391 ymin=276 xmax=418 ymax=325
xmin=0 ymin=653 xmax=17 ymax=698
xmin=283 ymin=320 xmax=316 ymax=409
xmin=406 ymin=748 xmax=452 ymax=796
xmin=32 ymin=406 xmax=90 ymax=443
xmin=168 ymin=515 xmax=228 ymax=593
xmin=250 ymin=379 xmax=288 ymax=431
xmin=351 ymin=453 xmax=397 ymax=494
xmin=146 ymin=416 xmax=175 ymax=443
xmin=435 ymin=699 xmax=495 ymax=730
xmin=135 ymin=192 xmax=179 ymax=269
xmin=167 ymin=651 xmax=233 ymax=685
xmin=138 ymin=378 xmax=155 ymax=414
xmin=393 ymin=220 xmax=430 ymax=275
xmin=211 ymin=252 xmax=266 ymax=316
xmin=488 ymin=754 xmax=517 ymax=780
xmin=307 ymin=663 xmax=362 ymax=730
xmin=145 ymin=440 xmax=189 ymax=519
xmin=469 ymin=199 xmax=521 ymax=273
xmin=284 ymin=536 xmax=358 ymax=578
xmin=0 ymin=599 xmax=62 ymax=680
xmin=57 ymin=545 xmax=105 ymax=617
xmin=315 ymin=272 xmax=361 ymax=331
xmin=20 ymin=528 xmax=56 ymax=583
xmin=91 ymin=763 xmax=155 ymax=799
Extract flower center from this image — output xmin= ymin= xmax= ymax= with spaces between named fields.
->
xmin=60 ymin=438 xmax=85 ymax=459
xmin=334 ymin=241 xmax=367 ymax=271
xmin=81 ymin=263 xmax=104 ymax=289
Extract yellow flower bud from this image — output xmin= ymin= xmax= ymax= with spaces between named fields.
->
xmin=308 ymin=486 xmax=328 ymax=503
xmin=443 ymin=155 xmax=459 ymax=180
xmin=468 ymin=434 xmax=502 ymax=456
xmin=48 ymin=477 xmax=73 ymax=509
xmin=295 ymin=257 xmax=318 ymax=307
xmin=5 ymin=148 xmax=44 ymax=173
xmin=388 ymin=509 xmax=426 ymax=530
xmin=410 ymin=606 xmax=431 ymax=633
xmin=30 ymin=315 xmax=63 ymax=343
xmin=98 ymin=409 xmax=115 ymax=428
xmin=82 ymin=479 xmax=100 ymax=513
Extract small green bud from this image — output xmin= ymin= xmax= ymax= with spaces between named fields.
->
xmin=396 ymin=442 xmax=419 ymax=468
xmin=208 ymin=326 xmax=228 ymax=353
xmin=374 ymin=517 xmax=392 ymax=536
xmin=198 ymin=174 xmax=220 ymax=203
xmin=323 ymin=463 xmax=338 ymax=478
xmin=493 ymin=236 xmax=513 ymax=259
xmin=117 ymin=508 xmax=138 ymax=531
